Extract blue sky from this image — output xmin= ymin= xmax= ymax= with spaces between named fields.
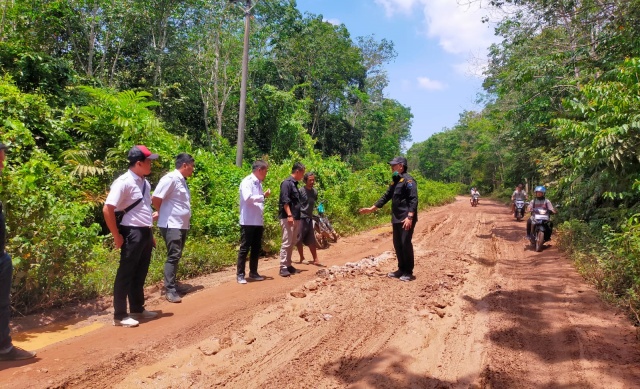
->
xmin=295 ymin=0 xmax=501 ymax=147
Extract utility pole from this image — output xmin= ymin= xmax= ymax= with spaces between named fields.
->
xmin=230 ymin=0 xmax=255 ymax=167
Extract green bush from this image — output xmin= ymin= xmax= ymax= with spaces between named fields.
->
xmin=557 ymin=215 xmax=640 ymax=324
xmin=2 ymin=150 xmax=102 ymax=312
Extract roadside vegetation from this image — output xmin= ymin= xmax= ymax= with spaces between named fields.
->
xmin=407 ymin=1 xmax=640 ymax=324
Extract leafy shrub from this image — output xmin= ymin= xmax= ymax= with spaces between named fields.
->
xmin=1 ymin=150 xmax=102 ymax=312
xmin=557 ymin=215 xmax=640 ymax=324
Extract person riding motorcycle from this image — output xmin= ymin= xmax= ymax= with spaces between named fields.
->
xmin=526 ymin=186 xmax=556 ymax=239
xmin=470 ymin=187 xmax=480 ymax=205
xmin=511 ymin=184 xmax=528 ymax=214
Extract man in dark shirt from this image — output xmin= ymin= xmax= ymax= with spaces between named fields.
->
xmin=296 ymin=172 xmax=323 ymax=266
xmin=278 ymin=162 xmax=305 ymax=277
xmin=0 ymin=143 xmax=36 ymax=361
xmin=359 ymin=157 xmax=418 ymax=281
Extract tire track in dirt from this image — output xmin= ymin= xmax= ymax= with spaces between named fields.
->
xmin=2 ymin=197 xmax=640 ymax=388
xmin=138 ymin=201 xmax=501 ymax=388
xmin=478 ymin=200 xmax=640 ymax=388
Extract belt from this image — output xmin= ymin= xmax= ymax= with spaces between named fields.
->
xmin=120 ymin=225 xmax=152 ymax=230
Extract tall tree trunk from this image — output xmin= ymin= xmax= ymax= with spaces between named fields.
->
xmin=86 ymin=1 xmax=99 ymax=77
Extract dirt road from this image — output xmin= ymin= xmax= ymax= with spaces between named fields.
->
xmin=2 ymin=197 xmax=639 ymax=388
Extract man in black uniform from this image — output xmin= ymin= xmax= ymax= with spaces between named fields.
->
xmin=359 ymin=157 xmax=418 ymax=281
xmin=277 ymin=162 xmax=305 ymax=277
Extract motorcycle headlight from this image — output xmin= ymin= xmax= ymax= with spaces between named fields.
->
xmin=538 ymin=209 xmax=547 ymax=215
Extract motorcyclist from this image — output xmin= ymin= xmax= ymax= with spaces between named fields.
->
xmin=526 ymin=186 xmax=557 ymax=239
xmin=511 ymin=184 xmax=528 ymax=214
xmin=470 ymin=187 xmax=480 ymax=205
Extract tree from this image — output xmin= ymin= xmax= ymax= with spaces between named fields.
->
xmin=179 ymin=1 xmax=243 ymax=147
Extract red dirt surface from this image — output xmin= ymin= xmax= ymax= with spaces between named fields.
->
xmin=1 ymin=196 xmax=639 ymax=388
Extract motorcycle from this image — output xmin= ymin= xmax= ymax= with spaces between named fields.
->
xmin=471 ymin=194 xmax=479 ymax=207
xmin=514 ymin=199 xmax=526 ymax=221
xmin=313 ymin=202 xmax=338 ymax=249
xmin=529 ymin=207 xmax=552 ymax=252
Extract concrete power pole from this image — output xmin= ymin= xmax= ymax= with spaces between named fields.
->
xmin=231 ymin=0 xmax=254 ymax=167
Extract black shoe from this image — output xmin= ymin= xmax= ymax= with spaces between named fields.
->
xmin=387 ymin=270 xmax=403 ymax=278
xmin=0 ymin=346 xmax=36 ymax=361
xmin=166 ymin=291 xmax=182 ymax=303
xmin=287 ymin=266 xmax=297 ymax=274
xmin=399 ymin=274 xmax=414 ymax=282
xmin=248 ymin=273 xmax=265 ymax=281
xmin=279 ymin=269 xmax=291 ymax=277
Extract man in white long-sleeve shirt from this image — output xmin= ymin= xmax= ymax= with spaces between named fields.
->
xmin=236 ymin=160 xmax=270 ymax=284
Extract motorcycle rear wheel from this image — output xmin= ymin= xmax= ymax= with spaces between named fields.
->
xmin=314 ymin=224 xmax=329 ymax=249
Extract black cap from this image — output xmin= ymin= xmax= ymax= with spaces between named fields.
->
xmin=0 ymin=143 xmax=7 ymax=152
xmin=389 ymin=156 xmax=407 ymax=166
xmin=127 ymin=145 xmax=159 ymax=163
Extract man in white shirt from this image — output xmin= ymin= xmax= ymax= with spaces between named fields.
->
xmin=152 ymin=153 xmax=195 ymax=303
xmin=103 ymin=145 xmax=159 ymax=328
xmin=470 ymin=187 xmax=480 ymax=205
xmin=236 ymin=160 xmax=270 ymax=284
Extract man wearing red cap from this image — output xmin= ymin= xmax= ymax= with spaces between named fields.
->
xmin=103 ymin=145 xmax=159 ymax=327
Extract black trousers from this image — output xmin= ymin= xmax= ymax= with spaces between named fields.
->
xmin=237 ymin=225 xmax=264 ymax=276
xmin=160 ymin=227 xmax=188 ymax=293
xmin=392 ymin=222 xmax=415 ymax=275
xmin=113 ymin=226 xmax=153 ymax=320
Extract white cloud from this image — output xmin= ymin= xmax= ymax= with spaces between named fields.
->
xmin=421 ymin=0 xmax=497 ymax=56
xmin=417 ymin=77 xmax=446 ymax=91
xmin=374 ymin=0 xmax=500 ymax=77
xmin=324 ymin=18 xmax=341 ymax=26
xmin=374 ymin=0 xmax=417 ymax=17
xmin=373 ymin=0 xmax=497 ymax=54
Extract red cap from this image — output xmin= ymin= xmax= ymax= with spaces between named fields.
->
xmin=128 ymin=145 xmax=159 ymax=162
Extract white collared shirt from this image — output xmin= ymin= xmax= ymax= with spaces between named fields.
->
xmin=153 ymin=169 xmax=191 ymax=229
xmin=239 ymin=173 xmax=265 ymax=226
xmin=105 ymin=170 xmax=153 ymax=227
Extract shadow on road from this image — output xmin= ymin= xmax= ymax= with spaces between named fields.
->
xmin=322 ymin=348 xmax=463 ymax=388
xmin=460 ymin=247 xmax=640 ymax=386
xmin=491 ymin=224 xmax=526 ymax=243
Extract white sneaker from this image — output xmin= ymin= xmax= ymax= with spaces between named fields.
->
xmin=129 ymin=310 xmax=158 ymax=320
xmin=113 ymin=317 xmax=139 ymax=327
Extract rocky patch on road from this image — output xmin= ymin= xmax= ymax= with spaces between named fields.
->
xmin=290 ymin=251 xmax=395 ymax=296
